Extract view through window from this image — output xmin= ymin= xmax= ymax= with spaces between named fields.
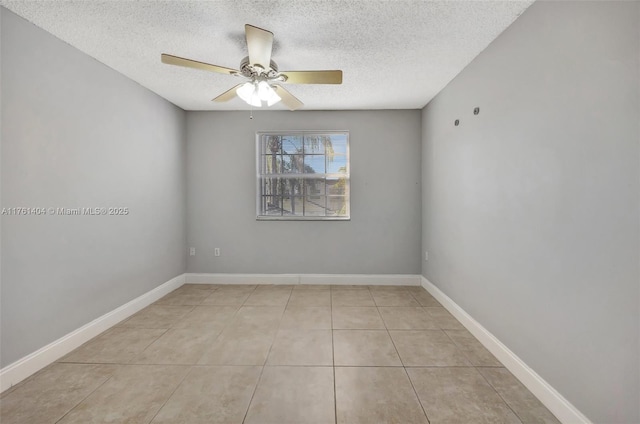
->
xmin=256 ymin=131 xmax=350 ymax=220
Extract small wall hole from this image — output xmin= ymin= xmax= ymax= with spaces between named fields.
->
xmin=473 ymin=107 xmax=480 ymax=115
xmin=454 ymin=119 xmax=460 ymax=126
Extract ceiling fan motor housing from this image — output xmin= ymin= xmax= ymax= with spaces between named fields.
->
xmin=239 ymin=56 xmax=281 ymax=80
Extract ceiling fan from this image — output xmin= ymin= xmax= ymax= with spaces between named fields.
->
xmin=161 ymin=24 xmax=343 ymax=111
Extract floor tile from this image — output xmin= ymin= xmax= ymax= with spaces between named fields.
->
xmin=267 ymin=329 xmax=333 ymax=366
xmin=214 ymin=284 xmax=257 ymax=290
xmin=371 ymin=291 xmax=420 ymax=306
xmin=197 ymin=327 xmax=277 ymax=365
xmin=0 ymin=363 xmax=115 ymax=424
xmin=151 ymin=366 xmax=262 ymax=423
xmin=407 ymin=367 xmax=522 ymax=424
xmin=280 ymin=306 xmax=332 ymax=329
xmin=405 ymin=285 xmax=427 ymax=292
xmin=333 ymin=330 xmax=402 ymax=366
xmin=335 ymin=367 xmax=428 ymax=424
xmin=479 ymin=368 xmax=560 ymax=424
xmin=254 ymin=284 xmax=295 ymax=290
xmin=230 ymin=306 xmax=284 ymax=331
xmin=331 ymin=290 xmax=375 ymax=306
xmin=410 ymin=290 xmax=442 ymax=307
xmin=155 ymin=288 xmax=213 ymax=305
xmin=58 ymin=365 xmax=189 ymax=424
xmin=60 ymin=327 xmax=166 ymax=364
xmin=390 ymin=330 xmax=471 ymax=366
xmin=288 ymin=289 xmax=331 ymax=306
xmin=244 ymin=366 xmax=335 ymax=424
xmin=378 ymin=307 xmax=439 ymax=329
xmin=425 ymin=307 xmax=466 ymax=330
xmin=445 ymin=329 xmax=502 ymax=366
xmin=201 ymin=287 xmax=254 ymax=305
xmin=118 ymin=305 xmax=194 ymax=329
xmin=132 ymin=328 xmax=222 ymax=365
xmin=244 ymin=288 xmax=292 ymax=306
xmin=331 ymin=285 xmax=369 ymax=290
xmin=332 ymin=306 xmax=385 ymax=329
xmin=294 ymin=284 xmax=331 ymax=290
xmin=368 ymin=285 xmax=412 ymax=292
xmin=171 ymin=305 xmax=238 ymax=331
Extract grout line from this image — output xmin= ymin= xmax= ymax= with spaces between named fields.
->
xmin=54 ymin=367 xmax=117 ymax=423
xmin=239 ymin=284 xmax=259 ymax=307
xmin=147 ymin=365 xmax=193 ymax=423
xmin=236 ymin=286 xmax=281 ymax=423
xmin=331 ymin=282 xmax=338 ymax=424
xmin=241 ymin=354 xmax=270 ymax=422
xmin=380 ymin=305 xmax=432 ymax=424
xmin=403 ymin=365 xmax=432 ymax=424
xmin=476 ymin=367 xmax=526 ymax=423
xmin=378 ymin=299 xmax=432 ymax=424
xmin=126 ymin=328 xmax=171 ymax=365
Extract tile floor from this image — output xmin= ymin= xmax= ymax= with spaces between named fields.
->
xmin=0 ymin=284 xmax=560 ymax=424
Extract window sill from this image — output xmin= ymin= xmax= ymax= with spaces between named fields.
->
xmin=256 ymin=216 xmax=350 ymax=221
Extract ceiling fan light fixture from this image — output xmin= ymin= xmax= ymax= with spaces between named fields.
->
xmin=266 ymin=92 xmax=281 ymax=107
xmin=258 ymin=81 xmax=281 ymax=106
xmin=237 ymin=82 xmax=261 ymax=107
xmin=237 ymin=80 xmax=281 ymax=108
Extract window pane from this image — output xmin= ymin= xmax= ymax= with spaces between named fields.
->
xmin=304 ymin=178 xmax=325 ymax=196
xmin=326 ymin=154 xmax=347 ymax=174
xmin=262 ymin=196 xmax=282 ymax=215
xmin=328 ymin=134 xmax=348 ymax=155
xmin=303 ymin=135 xmax=327 ymax=154
xmin=282 ymin=196 xmax=304 ymax=216
xmin=263 ymin=154 xmax=281 ymax=174
xmin=262 ymin=177 xmax=281 ymax=196
xmin=283 ymin=155 xmax=303 ymax=173
xmin=304 ymin=155 xmax=325 ymax=173
xmin=264 ymin=135 xmax=284 ymax=154
xmin=283 ymin=178 xmax=303 ymax=196
xmin=281 ymin=136 xmax=303 ymax=154
xmin=326 ymin=178 xmax=347 ymax=195
xmin=326 ymin=196 xmax=348 ymax=216
xmin=304 ymin=196 xmax=326 ymax=216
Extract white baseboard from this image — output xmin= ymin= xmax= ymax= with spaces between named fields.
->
xmin=421 ymin=276 xmax=592 ymax=424
xmin=301 ymin=274 xmax=420 ymax=286
xmin=185 ymin=273 xmax=299 ymax=285
xmin=0 ymin=274 xmax=185 ymax=393
xmin=185 ymin=273 xmax=421 ymax=286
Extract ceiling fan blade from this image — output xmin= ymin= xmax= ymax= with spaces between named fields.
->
xmin=273 ymin=85 xmax=303 ymax=111
xmin=212 ymin=84 xmax=243 ymax=102
xmin=161 ymin=54 xmax=239 ymax=75
xmin=280 ymin=70 xmax=343 ymax=84
xmin=245 ymin=24 xmax=273 ymax=70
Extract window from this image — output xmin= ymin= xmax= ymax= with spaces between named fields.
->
xmin=256 ymin=131 xmax=350 ymax=220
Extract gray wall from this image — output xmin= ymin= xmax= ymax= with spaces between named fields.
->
xmin=187 ymin=110 xmax=421 ymax=274
xmin=421 ymin=1 xmax=639 ymax=423
xmin=1 ymin=9 xmax=187 ymax=367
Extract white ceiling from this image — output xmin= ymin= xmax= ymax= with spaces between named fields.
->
xmin=1 ymin=0 xmax=533 ymax=111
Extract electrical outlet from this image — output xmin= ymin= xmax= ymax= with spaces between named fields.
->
xmin=189 ymin=247 xmax=196 ymax=256
xmin=424 ymin=251 xmax=429 ymax=261
xmin=214 ymin=248 xmax=221 ymax=257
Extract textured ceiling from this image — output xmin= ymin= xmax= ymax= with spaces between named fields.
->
xmin=1 ymin=0 xmax=533 ymax=111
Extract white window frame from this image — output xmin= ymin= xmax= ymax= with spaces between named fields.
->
xmin=256 ymin=130 xmax=350 ymax=221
